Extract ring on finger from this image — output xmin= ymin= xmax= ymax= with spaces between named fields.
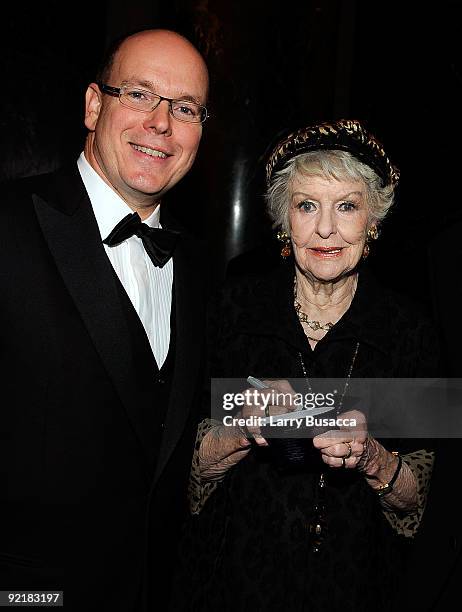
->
xmin=343 ymin=441 xmax=352 ymax=459
xmin=341 ymin=457 xmax=346 ymax=468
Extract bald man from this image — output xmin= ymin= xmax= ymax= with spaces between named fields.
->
xmin=0 ymin=30 xmax=209 ymax=611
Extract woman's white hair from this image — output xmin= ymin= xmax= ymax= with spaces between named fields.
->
xmin=265 ymin=150 xmax=395 ymax=233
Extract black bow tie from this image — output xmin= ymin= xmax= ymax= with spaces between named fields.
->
xmin=103 ymin=212 xmax=180 ymax=268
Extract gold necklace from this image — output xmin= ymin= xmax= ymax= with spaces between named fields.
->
xmin=294 ymin=299 xmax=334 ymax=331
xmin=293 ymin=279 xmax=334 ymax=332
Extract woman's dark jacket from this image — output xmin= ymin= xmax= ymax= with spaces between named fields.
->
xmin=174 ymin=262 xmax=438 ymax=612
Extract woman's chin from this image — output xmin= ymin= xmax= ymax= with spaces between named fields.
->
xmin=298 ymin=261 xmax=358 ymax=284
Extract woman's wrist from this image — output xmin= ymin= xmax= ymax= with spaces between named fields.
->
xmin=358 ymin=437 xmax=400 ymax=487
xmin=357 ymin=437 xmax=418 ymax=510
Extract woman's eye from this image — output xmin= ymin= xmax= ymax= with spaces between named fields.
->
xmin=297 ymin=200 xmax=316 ymax=213
xmin=338 ymin=201 xmax=357 ymax=212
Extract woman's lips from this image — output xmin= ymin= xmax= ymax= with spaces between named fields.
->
xmin=308 ymin=247 xmax=344 ymax=258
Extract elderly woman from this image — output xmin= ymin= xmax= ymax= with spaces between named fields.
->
xmin=176 ymin=120 xmax=436 ymax=611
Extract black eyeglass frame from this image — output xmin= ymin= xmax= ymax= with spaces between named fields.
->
xmin=98 ymin=83 xmax=209 ymax=124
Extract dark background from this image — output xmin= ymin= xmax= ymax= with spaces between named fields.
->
xmin=1 ymin=1 xmax=461 ymax=305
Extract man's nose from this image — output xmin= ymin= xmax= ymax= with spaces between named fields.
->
xmin=142 ymin=100 xmax=172 ymax=135
xmin=315 ymin=207 xmax=336 ymax=238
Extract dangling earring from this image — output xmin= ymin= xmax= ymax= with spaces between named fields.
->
xmin=363 ymin=224 xmax=379 ymax=259
xmin=277 ymin=230 xmax=291 ymax=258
xmin=367 ymin=225 xmax=379 ymax=241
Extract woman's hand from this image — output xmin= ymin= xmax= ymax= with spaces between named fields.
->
xmin=313 ymin=410 xmax=418 ymax=511
xmin=199 ymin=379 xmax=297 ymax=481
xmin=241 ymin=379 xmax=297 ymax=446
xmin=199 ymin=424 xmax=253 ymax=481
xmin=312 ymin=409 xmax=367 ymax=468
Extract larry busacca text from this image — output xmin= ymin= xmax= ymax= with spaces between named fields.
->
xmin=223 ymin=414 xmax=357 ymax=429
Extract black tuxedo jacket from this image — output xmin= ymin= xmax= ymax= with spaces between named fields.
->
xmin=0 ymin=166 xmax=206 ymax=611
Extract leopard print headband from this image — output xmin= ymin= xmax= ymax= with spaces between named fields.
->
xmin=266 ymin=119 xmax=400 ymax=188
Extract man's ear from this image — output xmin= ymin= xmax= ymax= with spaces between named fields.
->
xmin=84 ymin=83 xmax=102 ymax=131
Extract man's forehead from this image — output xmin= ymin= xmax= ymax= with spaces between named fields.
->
xmin=110 ymin=37 xmax=208 ymax=100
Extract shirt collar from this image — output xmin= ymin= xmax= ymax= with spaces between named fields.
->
xmin=77 ymin=152 xmax=160 ymax=241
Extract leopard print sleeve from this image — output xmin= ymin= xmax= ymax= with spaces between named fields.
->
xmin=382 ymin=449 xmax=435 ymax=537
xmin=188 ymin=419 xmax=223 ymax=515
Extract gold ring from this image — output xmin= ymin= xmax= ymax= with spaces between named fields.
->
xmin=343 ymin=441 xmax=352 ymax=459
xmin=341 ymin=457 xmax=346 ymax=468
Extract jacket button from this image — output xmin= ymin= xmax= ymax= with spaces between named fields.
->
xmin=157 ymin=377 xmax=165 ymax=384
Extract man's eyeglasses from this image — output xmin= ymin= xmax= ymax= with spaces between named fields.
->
xmin=99 ymin=83 xmax=209 ymax=124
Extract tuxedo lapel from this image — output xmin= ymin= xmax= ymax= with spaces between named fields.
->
xmin=152 ymin=217 xmax=205 ymax=485
xmin=32 ymin=167 xmax=157 ymax=469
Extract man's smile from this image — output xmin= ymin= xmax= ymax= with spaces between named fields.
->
xmin=130 ymin=143 xmax=170 ymax=159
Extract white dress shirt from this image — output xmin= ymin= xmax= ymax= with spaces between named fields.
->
xmin=77 ymin=153 xmax=173 ymax=368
